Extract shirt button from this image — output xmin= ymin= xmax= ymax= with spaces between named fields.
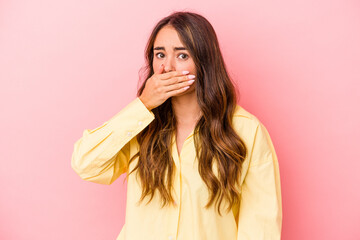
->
xmin=173 ymin=200 xmax=177 ymax=206
xmin=168 ymin=236 xmax=173 ymax=240
xmin=126 ymin=131 xmax=132 ymax=137
xmin=138 ymin=121 xmax=143 ymax=125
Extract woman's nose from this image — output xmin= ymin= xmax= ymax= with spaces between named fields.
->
xmin=163 ymin=57 xmax=175 ymax=72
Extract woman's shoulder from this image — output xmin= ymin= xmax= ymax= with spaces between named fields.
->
xmin=231 ymin=104 xmax=263 ymax=142
xmin=233 ymin=104 xmax=261 ymax=126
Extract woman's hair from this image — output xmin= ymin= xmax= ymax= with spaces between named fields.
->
xmin=127 ymin=11 xmax=248 ymax=216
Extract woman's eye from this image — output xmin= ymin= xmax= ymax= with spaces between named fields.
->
xmin=155 ymin=52 xmax=188 ymax=60
xmin=178 ymin=53 xmax=189 ymax=60
xmin=155 ymin=52 xmax=165 ymax=58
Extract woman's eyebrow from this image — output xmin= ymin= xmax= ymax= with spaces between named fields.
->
xmin=153 ymin=46 xmax=187 ymax=51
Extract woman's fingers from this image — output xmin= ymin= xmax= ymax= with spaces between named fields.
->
xmin=164 ymin=79 xmax=195 ymax=93
xmin=139 ymin=67 xmax=196 ymax=110
xmin=158 ymin=70 xmax=196 ymax=95
xmin=165 ymin=85 xmax=192 ymax=98
xmin=158 ymin=70 xmax=189 ymax=80
xmin=162 ymin=74 xmax=196 ymax=86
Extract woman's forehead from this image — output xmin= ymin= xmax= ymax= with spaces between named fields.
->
xmin=154 ymin=26 xmax=184 ymax=49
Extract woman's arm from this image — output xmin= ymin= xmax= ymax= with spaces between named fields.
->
xmin=71 ymin=97 xmax=155 ymax=185
xmin=237 ymin=122 xmax=283 ymax=240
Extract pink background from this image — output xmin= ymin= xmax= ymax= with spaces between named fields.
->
xmin=1 ymin=0 xmax=359 ymax=239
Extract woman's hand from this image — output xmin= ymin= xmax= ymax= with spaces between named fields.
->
xmin=139 ymin=64 xmax=196 ymax=111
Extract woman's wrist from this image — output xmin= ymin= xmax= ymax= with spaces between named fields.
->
xmin=139 ymin=96 xmax=152 ymax=111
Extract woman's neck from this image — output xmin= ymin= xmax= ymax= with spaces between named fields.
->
xmin=171 ymin=92 xmax=202 ymax=125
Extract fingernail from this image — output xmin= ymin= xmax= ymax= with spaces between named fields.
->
xmin=188 ymin=80 xmax=195 ymax=83
xmin=188 ymin=75 xmax=195 ymax=79
xmin=182 ymin=70 xmax=189 ymax=74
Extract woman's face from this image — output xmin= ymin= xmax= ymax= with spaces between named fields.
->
xmin=152 ymin=25 xmax=197 ymax=94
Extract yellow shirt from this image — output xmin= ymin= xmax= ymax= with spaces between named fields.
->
xmin=71 ymin=97 xmax=282 ymax=240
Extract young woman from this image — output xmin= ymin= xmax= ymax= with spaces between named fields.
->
xmin=71 ymin=11 xmax=282 ymax=240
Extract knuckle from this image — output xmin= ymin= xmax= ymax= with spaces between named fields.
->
xmin=156 ymin=86 xmax=163 ymax=93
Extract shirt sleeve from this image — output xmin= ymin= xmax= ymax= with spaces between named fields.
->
xmin=71 ymin=97 xmax=155 ymax=185
xmin=236 ymin=121 xmax=283 ymax=240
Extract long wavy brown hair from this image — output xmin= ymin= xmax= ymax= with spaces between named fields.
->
xmin=127 ymin=11 xmax=248 ymax=216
